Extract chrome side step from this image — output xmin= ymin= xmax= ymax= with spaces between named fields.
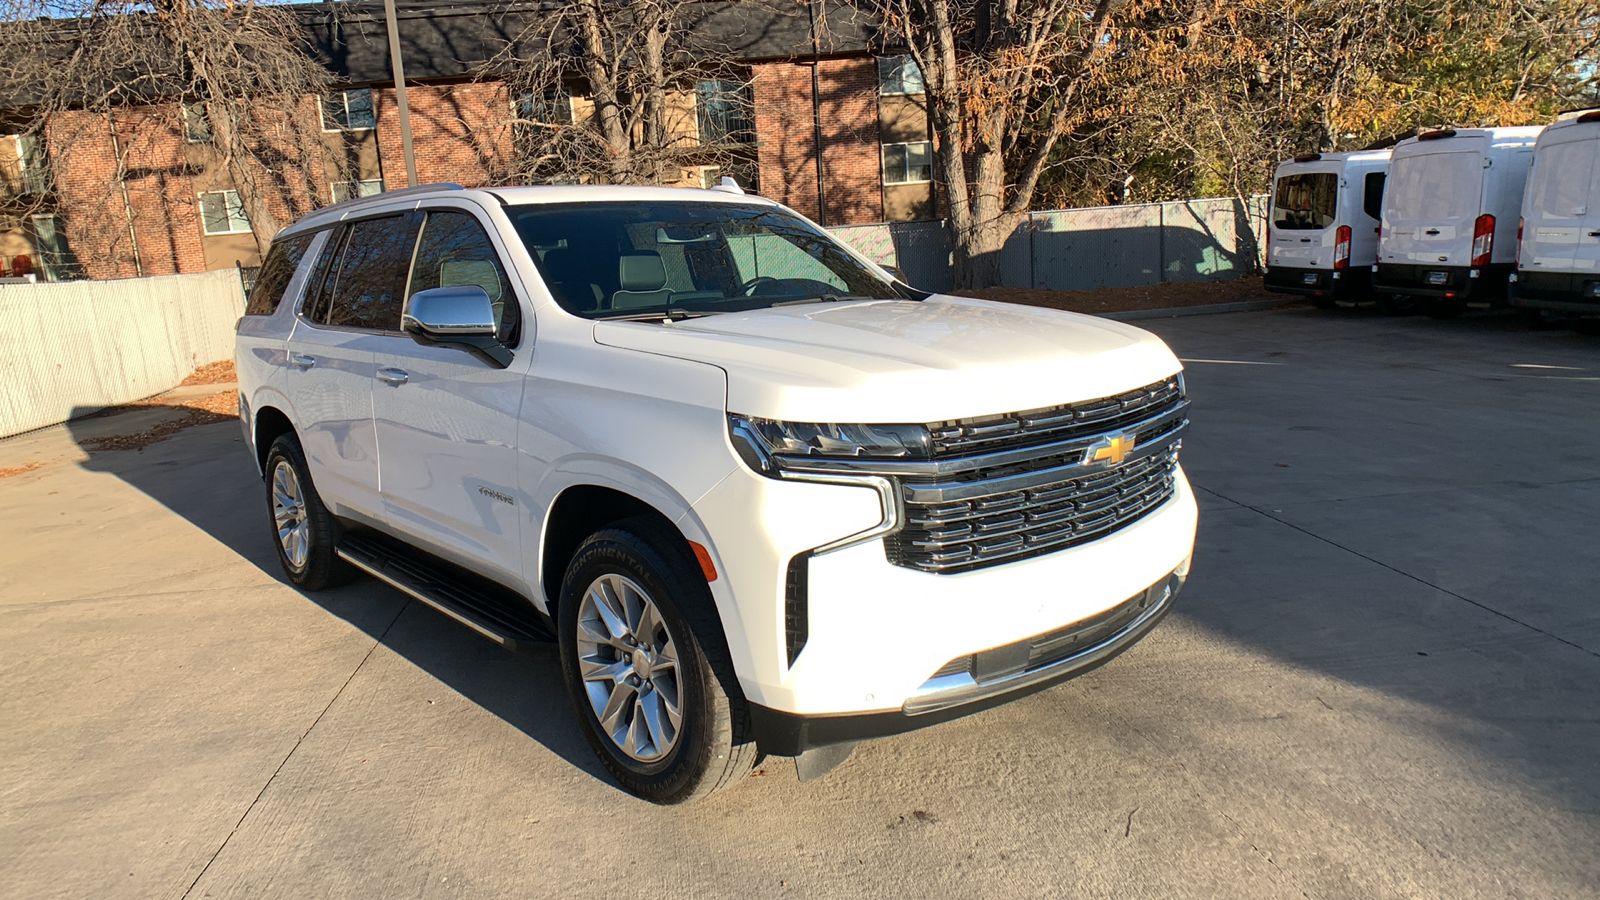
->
xmin=337 ymin=531 xmax=553 ymax=650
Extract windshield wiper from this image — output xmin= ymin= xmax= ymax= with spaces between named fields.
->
xmin=770 ymin=293 xmax=878 ymax=307
xmin=598 ymin=307 xmax=721 ymax=322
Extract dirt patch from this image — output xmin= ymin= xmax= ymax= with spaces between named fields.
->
xmin=957 ymin=277 xmax=1278 ymax=315
xmin=77 ymin=390 xmax=238 ymax=453
xmin=179 ymin=359 xmax=237 ymax=386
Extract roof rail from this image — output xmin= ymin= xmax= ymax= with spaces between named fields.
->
xmin=323 ymin=182 xmax=465 ymax=215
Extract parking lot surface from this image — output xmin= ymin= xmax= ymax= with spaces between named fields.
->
xmin=2 ymin=307 xmax=1597 ymax=899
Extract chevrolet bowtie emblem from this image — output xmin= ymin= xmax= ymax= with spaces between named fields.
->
xmin=1086 ymin=433 xmax=1136 ymax=466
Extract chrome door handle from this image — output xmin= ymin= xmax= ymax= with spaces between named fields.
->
xmin=377 ymin=368 xmax=409 ymax=386
xmin=1424 ymin=229 xmax=1441 ymax=235
xmin=288 ymin=352 xmax=316 ymax=369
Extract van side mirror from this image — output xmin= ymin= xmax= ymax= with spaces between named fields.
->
xmin=401 ymin=286 xmax=512 ymax=368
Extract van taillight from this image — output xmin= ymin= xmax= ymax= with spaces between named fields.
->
xmin=1514 ymin=217 xmax=1523 ymax=271
xmin=1471 ymin=214 xmax=1495 ymax=268
xmin=1333 ymin=225 xmax=1351 ymax=270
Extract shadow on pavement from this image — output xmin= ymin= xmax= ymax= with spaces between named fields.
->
xmin=65 ymin=404 xmax=609 ymax=787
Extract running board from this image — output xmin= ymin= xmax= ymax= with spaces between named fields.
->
xmin=337 ymin=531 xmax=553 ymax=650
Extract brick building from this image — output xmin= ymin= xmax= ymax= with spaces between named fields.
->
xmin=0 ymin=0 xmax=937 ymax=281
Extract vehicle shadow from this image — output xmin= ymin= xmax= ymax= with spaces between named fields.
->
xmin=65 ymin=405 xmax=612 ymax=787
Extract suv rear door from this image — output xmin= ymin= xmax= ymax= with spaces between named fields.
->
xmin=369 ymin=206 xmax=528 ymax=585
xmin=284 ymin=214 xmax=421 ymax=518
xmin=1382 ymin=140 xmax=1485 ymax=268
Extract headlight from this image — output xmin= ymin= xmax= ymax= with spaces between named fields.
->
xmin=729 ymin=414 xmax=930 ymax=472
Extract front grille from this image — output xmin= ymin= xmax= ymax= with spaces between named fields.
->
xmin=928 ymin=377 xmax=1183 ymax=458
xmin=883 ymin=378 xmax=1187 ymax=575
xmin=885 ymin=447 xmax=1179 ymax=574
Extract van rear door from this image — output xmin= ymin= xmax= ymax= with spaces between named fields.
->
xmin=1270 ymin=166 xmax=1339 ymax=271
xmin=1521 ymin=128 xmax=1596 ymax=275
xmin=1382 ymin=141 xmax=1485 ymax=269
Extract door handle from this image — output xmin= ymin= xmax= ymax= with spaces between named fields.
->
xmin=288 ymin=352 xmax=316 ymax=369
xmin=377 ymin=367 xmax=409 ymax=386
xmin=1424 ymin=229 xmax=1441 ymax=236
xmin=1588 ymin=230 xmax=1600 ymax=238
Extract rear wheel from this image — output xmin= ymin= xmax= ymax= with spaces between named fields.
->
xmin=1572 ymin=318 xmax=1600 ymax=336
xmin=1515 ymin=307 xmax=1560 ymax=330
xmin=1309 ymin=295 xmax=1337 ymax=310
xmin=1378 ymin=294 xmax=1419 ymax=316
xmin=557 ymin=518 xmax=758 ymax=804
xmin=1426 ymin=297 xmax=1466 ymax=319
xmin=263 ymin=434 xmax=355 ymax=591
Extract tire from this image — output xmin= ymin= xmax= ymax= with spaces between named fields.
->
xmin=557 ymin=517 xmax=758 ymax=804
xmin=263 ymin=433 xmax=356 ymax=591
xmin=1425 ymin=297 xmax=1466 ymax=319
xmin=1515 ymin=307 xmax=1560 ymax=331
xmin=1378 ymin=294 xmax=1418 ymax=316
xmin=1573 ymin=318 xmax=1600 ymax=336
xmin=1309 ymin=295 xmax=1337 ymax=310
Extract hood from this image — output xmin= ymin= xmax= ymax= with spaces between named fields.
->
xmin=592 ymin=295 xmax=1183 ymax=423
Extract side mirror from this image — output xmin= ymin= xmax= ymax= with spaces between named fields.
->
xmin=401 ymin=286 xmax=511 ymax=368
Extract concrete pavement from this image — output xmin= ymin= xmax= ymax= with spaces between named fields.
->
xmin=1 ymin=306 xmax=1596 ymax=899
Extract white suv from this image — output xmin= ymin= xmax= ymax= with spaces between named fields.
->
xmin=236 ymin=183 xmax=1197 ymax=804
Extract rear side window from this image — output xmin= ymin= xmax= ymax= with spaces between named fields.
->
xmin=409 ymin=210 xmax=518 ymax=342
xmin=1273 ymin=173 xmax=1337 ymax=230
xmin=244 ymin=233 xmax=315 ymax=317
xmin=1362 ymin=173 xmax=1386 ymax=221
xmin=315 ymin=214 xmax=422 ymax=331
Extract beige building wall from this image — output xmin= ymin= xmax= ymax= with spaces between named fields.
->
xmin=877 ymin=93 xmax=933 ymax=222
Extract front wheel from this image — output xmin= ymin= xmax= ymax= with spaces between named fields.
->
xmin=557 ymin=519 xmax=758 ymax=804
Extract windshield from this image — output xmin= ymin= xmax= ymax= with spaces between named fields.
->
xmin=508 ymin=201 xmax=902 ymax=318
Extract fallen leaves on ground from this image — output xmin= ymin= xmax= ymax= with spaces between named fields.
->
xmin=0 ymin=462 xmax=44 ymax=478
xmin=77 ymin=390 xmax=239 ymax=453
xmin=179 ymin=359 xmax=237 ymax=386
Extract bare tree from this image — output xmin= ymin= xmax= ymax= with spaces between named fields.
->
xmin=0 ymin=0 xmax=342 ymax=270
xmin=484 ymin=0 xmax=758 ymax=187
xmin=849 ymin=0 xmax=1130 ymax=288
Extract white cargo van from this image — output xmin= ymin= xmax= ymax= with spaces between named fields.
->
xmin=1264 ymin=149 xmax=1390 ymax=308
xmin=1373 ymin=126 xmax=1542 ymax=318
xmin=1511 ymin=110 xmax=1600 ymax=328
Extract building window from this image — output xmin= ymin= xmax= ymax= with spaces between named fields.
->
xmin=882 ymin=141 xmax=933 ymax=184
xmin=516 ymin=90 xmax=573 ymax=127
xmin=700 ymin=166 xmax=722 ymax=190
xmin=878 ymin=55 xmax=925 ymax=96
xmin=198 ymin=190 xmax=251 ymax=235
xmin=30 ymin=213 xmax=73 ymax=281
xmin=695 ymin=80 xmax=753 ymax=145
xmin=322 ymin=89 xmax=376 ymax=131
xmin=330 ymin=179 xmax=384 ymax=203
xmin=183 ymin=102 xmax=212 ymax=143
xmin=15 ymin=133 xmax=49 ymax=194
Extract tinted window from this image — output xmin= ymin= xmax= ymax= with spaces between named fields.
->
xmin=1362 ymin=172 xmax=1386 ymax=221
xmin=510 ymin=202 xmax=898 ymax=319
xmin=409 ymin=210 xmax=518 ymax=342
xmin=1273 ymin=172 xmax=1338 ymax=230
xmin=319 ymin=215 xmax=420 ymax=330
xmin=245 ymin=232 xmax=315 ymax=317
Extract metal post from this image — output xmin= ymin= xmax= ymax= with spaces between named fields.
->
xmin=384 ymin=0 xmax=418 ymax=187
xmin=806 ymin=0 xmax=827 ymax=226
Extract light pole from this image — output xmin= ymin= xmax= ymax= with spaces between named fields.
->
xmin=383 ymin=0 xmax=418 ymax=187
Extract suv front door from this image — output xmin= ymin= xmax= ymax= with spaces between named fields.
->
xmin=370 ymin=206 xmax=528 ymax=587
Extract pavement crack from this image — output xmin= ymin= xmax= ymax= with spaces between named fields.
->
xmin=1199 ymin=485 xmax=1599 ymax=660
xmin=177 ymin=599 xmax=411 ymax=900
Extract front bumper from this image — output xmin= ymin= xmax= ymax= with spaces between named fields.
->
xmin=1264 ymin=265 xmax=1367 ymax=299
xmin=748 ymin=567 xmax=1185 ymax=755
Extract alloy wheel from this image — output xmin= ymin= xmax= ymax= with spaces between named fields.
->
xmin=271 ymin=459 xmax=310 ymax=570
xmin=575 ymin=573 xmax=683 ymax=763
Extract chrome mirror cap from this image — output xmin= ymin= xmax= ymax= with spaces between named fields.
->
xmin=402 ymin=285 xmax=497 ymax=338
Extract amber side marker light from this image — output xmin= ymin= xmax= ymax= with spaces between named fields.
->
xmin=688 ymin=541 xmax=719 ymax=583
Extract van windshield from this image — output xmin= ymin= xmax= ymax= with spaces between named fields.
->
xmin=508 ymin=201 xmax=903 ymax=318
xmin=1273 ymin=172 xmax=1338 ymax=230
xmin=1387 ymin=151 xmax=1482 ymax=222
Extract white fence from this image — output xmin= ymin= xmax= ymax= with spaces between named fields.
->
xmin=0 ymin=269 xmax=245 ymax=438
